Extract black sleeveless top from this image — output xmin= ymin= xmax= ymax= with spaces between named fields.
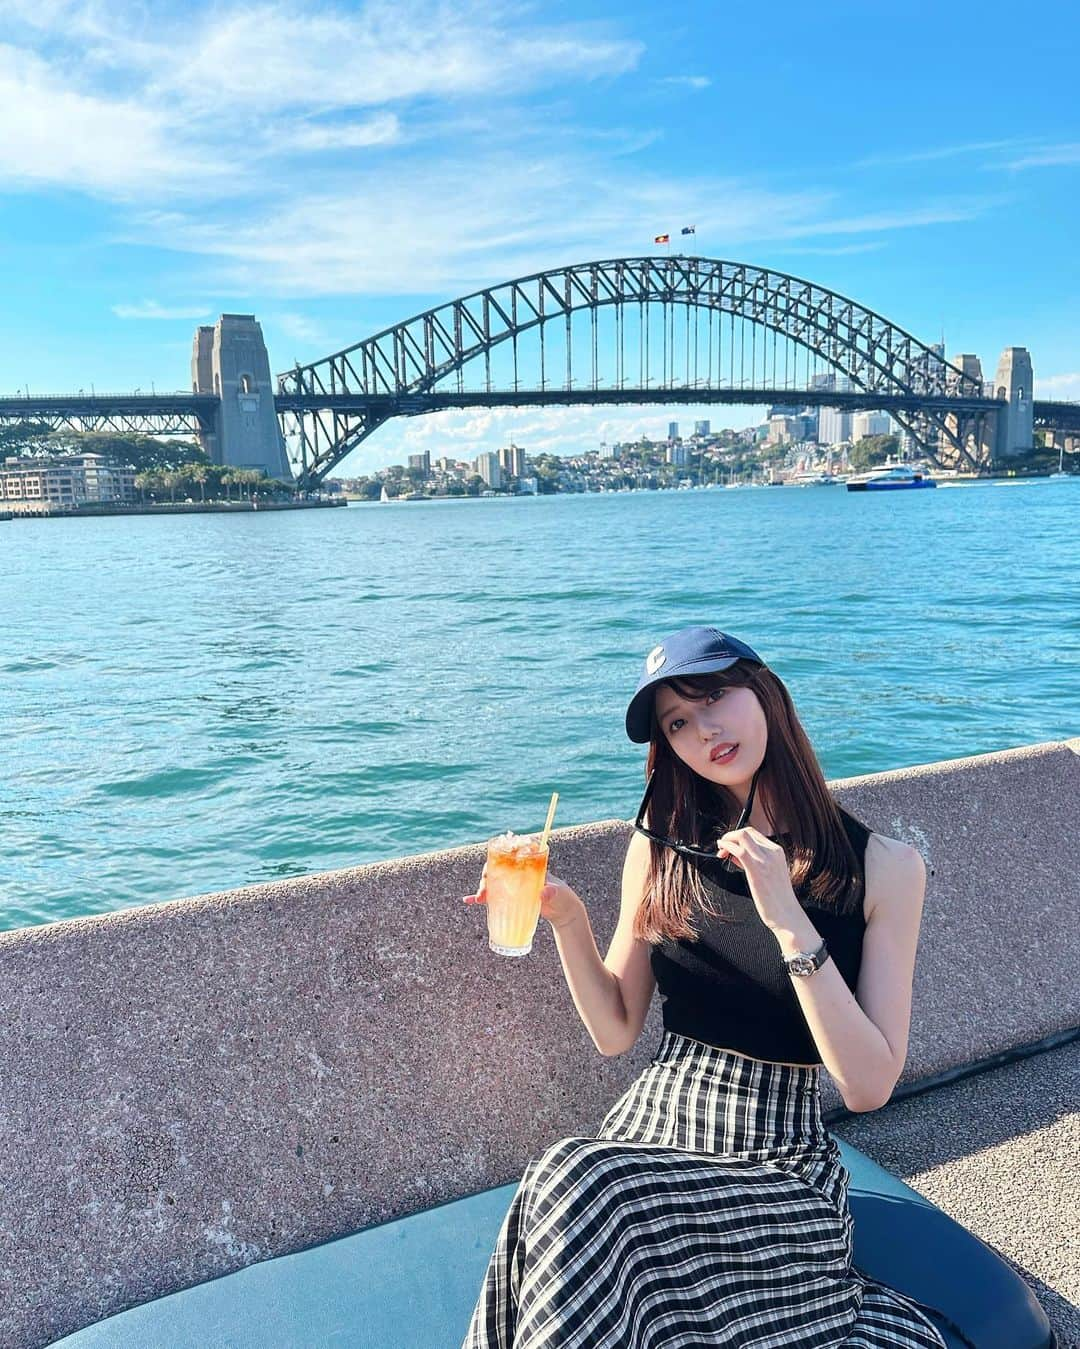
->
xmin=649 ymin=804 xmax=872 ymax=1066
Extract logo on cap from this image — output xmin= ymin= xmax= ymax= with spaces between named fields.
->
xmin=645 ymin=644 xmax=666 ymax=674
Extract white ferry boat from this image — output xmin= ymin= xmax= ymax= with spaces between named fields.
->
xmin=845 ymin=464 xmax=936 ymax=492
xmin=789 ymin=471 xmax=840 ymax=487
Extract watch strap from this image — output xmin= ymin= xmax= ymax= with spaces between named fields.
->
xmin=783 ymin=937 xmax=829 ymax=976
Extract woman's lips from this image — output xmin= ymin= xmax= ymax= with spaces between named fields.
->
xmin=710 ymin=743 xmax=739 ymax=764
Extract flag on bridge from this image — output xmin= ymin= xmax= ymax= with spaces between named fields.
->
xmin=681 ymin=225 xmax=696 ymax=235
xmin=654 ymin=233 xmax=670 ymax=244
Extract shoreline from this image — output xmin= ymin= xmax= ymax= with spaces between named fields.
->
xmin=3 ymin=470 xmax=1071 ymax=520
xmin=345 ymin=469 xmax=1074 ymax=502
xmin=0 ymin=499 xmax=347 ymax=520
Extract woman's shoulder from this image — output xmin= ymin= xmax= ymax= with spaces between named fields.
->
xmin=834 ymin=801 xmax=918 ymax=862
xmin=831 ymin=803 xmax=919 ymax=922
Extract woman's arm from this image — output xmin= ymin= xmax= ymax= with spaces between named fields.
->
xmin=549 ymin=906 xmax=629 ymax=1056
xmin=767 ymin=835 xmax=927 ymax=1112
xmin=548 ymin=830 xmax=656 ymax=1056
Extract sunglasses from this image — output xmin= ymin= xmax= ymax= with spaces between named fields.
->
xmin=632 ymin=763 xmax=763 ymax=874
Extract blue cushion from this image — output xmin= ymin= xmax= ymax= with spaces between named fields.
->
xmin=837 ymin=1139 xmax=1053 ymax=1349
xmin=49 ymin=1140 xmax=1053 ymax=1349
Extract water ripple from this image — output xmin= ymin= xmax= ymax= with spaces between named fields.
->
xmin=3 ymin=482 xmax=1078 ymax=930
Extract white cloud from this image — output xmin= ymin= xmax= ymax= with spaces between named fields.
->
xmin=272 ymin=313 xmax=332 ymax=345
xmin=278 ymin=114 xmax=402 ymax=152
xmin=112 ymin=300 xmax=212 ymax=320
xmin=657 ymin=75 xmax=711 ymax=90
xmin=770 ymin=201 xmax=995 ymax=240
xmin=1035 ymin=372 xmax=1080 ymax=399
xmin=773 ymin=242 xmax=886 ymax=257
xmin=123 ymin=161 xmax=997 ymax=302
xmin=0 ymin=1 xmax=641 ymax=201
xmin=852 ymin=139 xmax=1026 ymax=169
xmin=0 ymin=44 xmax=223 ymax=197
xmin=854 ymin=137 xmax=1080 ymax=174
xmin=122 ymin=161 xmax=828 ymax=297
xmin=152 ymin=3 xmax=642 ymax=114
xmin=0 ymin=0 xmax=1003 ymax=305
xmin=1004 ymin=143 xmax=1080 ymax=170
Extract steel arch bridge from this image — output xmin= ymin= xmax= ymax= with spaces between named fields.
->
xmin=276 ymin=256 xmax=996 ymax=488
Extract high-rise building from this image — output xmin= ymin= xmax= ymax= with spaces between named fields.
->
xmin=498 ymin=444 xmax=526 ymax=477
xmin=475 ymin=452 xmax=502 ymax=488
xmin=891 ymin=421 xmax=917 ymax=457
xmin=818 ymin=408 xmax=853 ymax=446
xmin=694 ymin=420 xmax=710 ymax=437
xmin=668 ymin=421 xmax=679 ymax=440
xmin=927 ymin=341 xmax=947 ymax=389
xmin=666 ymin=444 xmax=689 ymax=466
xmin=851 ymin=412 xmax=891 ymax=440
xmin=949 ymin=354 xmax=984 ymax=390
xmin=766 ymin=416 xmax=798 ymax=446
xmin=408 ymin=451 xmax=431 ymax=474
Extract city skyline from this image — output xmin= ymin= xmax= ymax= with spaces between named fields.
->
xmin=1 ymin=0 xmax=1077 ymax=476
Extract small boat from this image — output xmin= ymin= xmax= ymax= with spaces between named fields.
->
xmin=379 ymin=485 xmax=391 ymax=502
xmin=789 ymin=471 xmax=840 ymax=487
xmin=1047 ymin=446 xmax=1070 ymax=480
xmin=846 ymin=464 xmax=936 ymax=492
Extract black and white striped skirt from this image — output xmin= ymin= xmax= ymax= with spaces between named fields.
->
xmin=463 ymin=1029 xmax=947 ymax=1347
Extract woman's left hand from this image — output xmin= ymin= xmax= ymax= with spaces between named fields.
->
xmin=716 ymin=828 xmax=801 ymax=931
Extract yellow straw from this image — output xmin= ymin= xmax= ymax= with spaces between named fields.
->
xmin=538 ymin=791 xmax=559 ymax=850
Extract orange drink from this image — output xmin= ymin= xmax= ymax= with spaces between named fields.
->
xmin=485 ymin=831 xmax=549 ymax=957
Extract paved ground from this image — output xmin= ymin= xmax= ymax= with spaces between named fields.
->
xmin=835 ymin=1039 xmax=1080 ymax=1348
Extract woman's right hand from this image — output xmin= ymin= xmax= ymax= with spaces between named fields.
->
xmin=463 ymin=864 xmax=585 ymax=931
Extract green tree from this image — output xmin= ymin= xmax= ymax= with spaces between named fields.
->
xmin=189 ymin=463 xmax=210 ymax=502
xmin=0 ymin=421 xmax=52 ymax=454
xmin=849 ymin=434 xmax=898 ymax=471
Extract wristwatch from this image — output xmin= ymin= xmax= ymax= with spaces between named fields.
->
xmin=782 ymin=937 xmax=829 ymax=978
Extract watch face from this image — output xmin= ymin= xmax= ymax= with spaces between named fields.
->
xmin=788 ymin=956 xmax=815 ymax=977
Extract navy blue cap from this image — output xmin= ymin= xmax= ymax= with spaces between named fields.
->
xmin=625 ymin=625 xmax=764 ymax=743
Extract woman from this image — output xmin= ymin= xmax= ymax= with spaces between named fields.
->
xmin=462 ymin=625 xmax=948 ymax=1348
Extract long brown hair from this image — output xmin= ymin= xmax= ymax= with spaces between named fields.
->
xmin=632 ymin=660 xmax=864 ymax=944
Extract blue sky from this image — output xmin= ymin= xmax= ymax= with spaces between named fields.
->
xmin=2 ymin=0 xmax=1078 ymax=474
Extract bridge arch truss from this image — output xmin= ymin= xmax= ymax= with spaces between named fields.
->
xmin=276 ymin=257 xmax=988 ymax=485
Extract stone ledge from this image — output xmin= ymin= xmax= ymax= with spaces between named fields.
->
xmin=1 ymin=737 xmax=1076 ymax=1348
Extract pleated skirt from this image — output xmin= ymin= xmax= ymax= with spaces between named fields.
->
xmin=462 ymin=1030 xmax=948 ymax=1348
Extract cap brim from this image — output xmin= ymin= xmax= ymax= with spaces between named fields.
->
xmin=624 ymin=655 xmax=742 ymax=743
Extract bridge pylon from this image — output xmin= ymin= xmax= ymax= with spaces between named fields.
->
xmin=989 ymin=347 xmax=1035 ymax=460
xmin=192 ymin=316 xmax=293 ymax=482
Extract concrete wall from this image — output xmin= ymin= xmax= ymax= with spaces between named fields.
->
xmin=1 ymin=738 xmax=1077 ymax=1348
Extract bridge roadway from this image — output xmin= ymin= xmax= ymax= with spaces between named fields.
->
xmin=0 ymin=385 xmax=1015 ymax=420
xmin=1 ymin=388 xmax=1077 ymax=448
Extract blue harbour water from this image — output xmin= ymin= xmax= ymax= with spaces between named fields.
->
xmin=2 ymin=479 xmax=1077 ymax=933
